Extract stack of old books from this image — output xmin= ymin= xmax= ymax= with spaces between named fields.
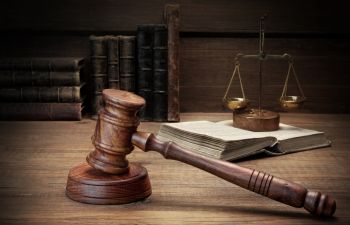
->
xmin=89 ymin=35 xmax=136 ymax=115
xmin=89 ymin=6 xmax=180 ymax=122
xmin=0 ymin=57 xmax=84 ymax=120
xmin=89 ymin=25 xmax=171 ymax=122
xmin=136 ymin=24 xmax=168 ymax=122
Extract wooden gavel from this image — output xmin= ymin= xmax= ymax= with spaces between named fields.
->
xmin=66 ymin=89 xmax=336 ymax=217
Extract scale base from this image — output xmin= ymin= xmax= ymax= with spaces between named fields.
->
xmin=66 ymin=163 xmax=152 ymax=205
xmin=233 ymin=108 xmax=280 ymax=132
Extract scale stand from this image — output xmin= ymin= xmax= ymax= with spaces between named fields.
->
xmin=222 ymin=16 xmax=306 ymax=132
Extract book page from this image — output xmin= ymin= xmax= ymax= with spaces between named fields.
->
xmin=158 ymin=120 xmax=330 ymax=160
xmin=161 ymin=121 xmax=276 ymax=142
xmin=217 ymin=120 xmax=324 ymax=141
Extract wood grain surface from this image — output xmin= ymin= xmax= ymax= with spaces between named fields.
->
xmin=0 ymin=113 xmax=349 ymax=224
xmin=66 ymin=163 xmax=152 ymax=204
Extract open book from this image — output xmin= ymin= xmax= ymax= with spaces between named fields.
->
xmin=157 ymin=120 xmax=331 ymax=161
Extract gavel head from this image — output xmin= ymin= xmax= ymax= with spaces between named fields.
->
xmin=86 ymin=89 xmax=145 ymax=174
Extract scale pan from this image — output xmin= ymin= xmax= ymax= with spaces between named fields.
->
xmin=224 ymin=97 xmax=250 ymax=110
xmin=280 ymin=96 xmax=306 ymax=109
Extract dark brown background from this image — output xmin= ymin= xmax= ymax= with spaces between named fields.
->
xmin=1 ymin=0 xmax=350 ymax=113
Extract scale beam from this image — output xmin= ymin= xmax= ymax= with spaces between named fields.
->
xmin=235 ymin=53 xmax=293 ymax=62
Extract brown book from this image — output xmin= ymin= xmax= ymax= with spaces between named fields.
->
xmin=107 ymin=36 xmax=120 ymax=89
xmin=119 ymin=36 xmax=136 ymax=92
xmin=0 ymin=103 xmax=82 ymax=120
xmin=153 ymin=25 xmax=168 ymax=121
xmin=0 ymin=86 xmax=82 ymax=103
xmin=0 ymin=70 xmax=80 ymax=87
xmin=0 ymin=57 xmax=84 ymax=71
xmin=137 ymin=25 xmax=155 ymax=121
xmin=90 ymin=35 xmax=136 ymax=115
xmin=165 ymin=4 xmax=180 ymax=122
xmin=90 ymin=36 xmax=108 ymax=115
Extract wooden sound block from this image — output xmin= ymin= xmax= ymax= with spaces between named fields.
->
xmin=66 ymin=163 xmax=152 ymax=205
xmin=233 ymin=108 xmax=280 ymax=132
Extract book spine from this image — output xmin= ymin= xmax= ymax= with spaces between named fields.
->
xmin=0 ymin=70 xmax=80 ymax=87
xmin=165 ymin=4 xmax=180 ymax=122
xmin=0 ymin=58 xmax=84 ymax=71
xmin=107 ymin=36 xmax=120 ymax=89
xmin=137 ymin=89 xmax=153 ymax=120
xmin=119 ymin=36 xmax=136 ymax=92
xmin=90 ymin=36 xmax=108 ymax=115
xmin=153 ymin=25 xmax=168 ymax=121
xmin=0 ymin=87 xmax=81 ymax=103
xmin=137 ymin=25 xmax=154 ymax=121
xmin=0 ymin=103 xmax=82 ymax=120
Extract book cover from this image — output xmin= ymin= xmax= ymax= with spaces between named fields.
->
xmin=119 ymin=36 xmax=136 ymax=92
xmin=153 ymin=25 xmax=168 ymax=121
xmin=0 ymin=86 xmax=82 ymax=103
xmin=0 ymin=58 xmax=84 ymax=71
xmin=90 ymin=35 xmax=108 ymax=115
xmin=107 ymin=36 xmax=120 ymax=89
xmin=0 ymin=102 xmax=82 ymax=121
xmin=0 ymin=70 xmax=80 ymax=87
xmin=137 ymin=25 xmax=154 ymax=121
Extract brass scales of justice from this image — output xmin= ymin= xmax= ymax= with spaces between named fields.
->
xmin=223 ymin=16 xmax=306 ymax=132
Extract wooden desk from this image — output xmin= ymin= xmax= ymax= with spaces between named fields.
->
xmin=0 ymin=113 xmax=349 ymax=224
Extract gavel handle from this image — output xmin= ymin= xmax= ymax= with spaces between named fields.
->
xmin=132 ymin=131 xmax=336 ymax=217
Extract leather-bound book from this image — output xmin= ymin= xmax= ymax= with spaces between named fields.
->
xmin=0 ymin=58 xmax=84 ymax=71
xmin=0 ymin=70 xmax=81 ymax=87
xmin=165 ymin=4 xmax=180 ymax=122
xmin=0 ymin=86 xmax=82 ymax=103
xmin=0 ymin=103 xmax=82 ymax=121
xmin=107 ymin=36 xmax=120 ymax=89
xmin=137 ymin=25 xmax=154 ymax=121
xmin=153 ymin=25 xmax=168 ymax=121
xmin=137 ymin=88 xmax=153 ymax=120
xmin=119 ymin=36 xmax=136 ymax=92
xmin=90 ymin=35 xmax=108 ymax=115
